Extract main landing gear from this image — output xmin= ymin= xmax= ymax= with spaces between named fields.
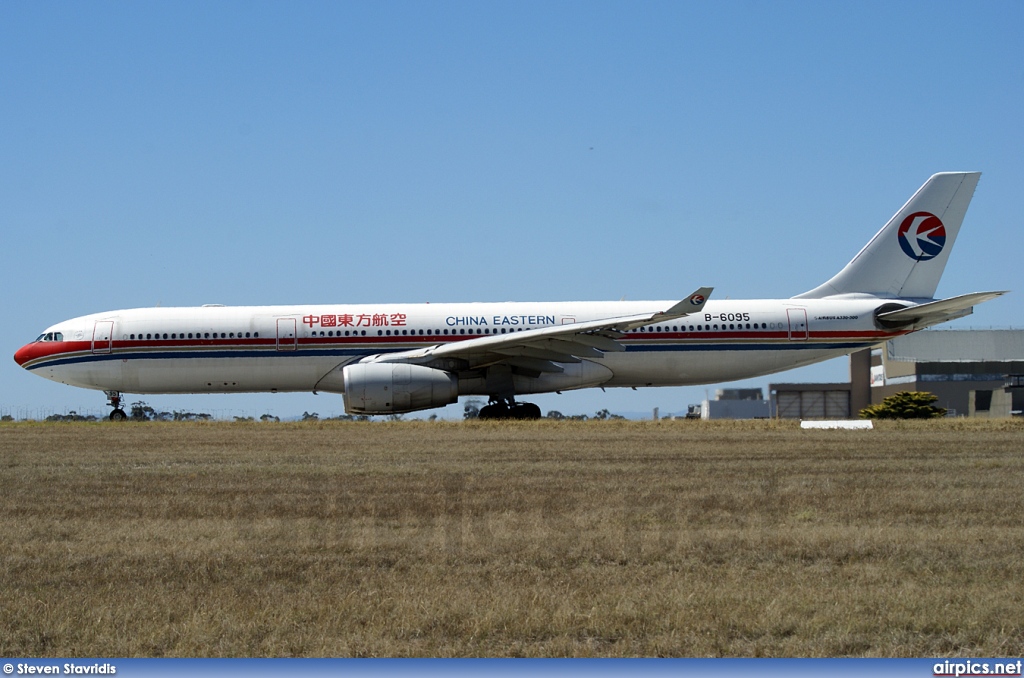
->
xmin=477 ymin=397 xmax=542 ymax=420
xmin=105 ymin=390 xmax=127 ymax=421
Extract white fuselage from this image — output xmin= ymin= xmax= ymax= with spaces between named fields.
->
xmin=17 ymin=297 xmax=900 ymax=397
xmin=15 ymin=172 xmax=999 ymax=416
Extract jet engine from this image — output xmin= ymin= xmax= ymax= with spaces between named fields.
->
xmin=342 ymin=363 xmax=458 ymax=415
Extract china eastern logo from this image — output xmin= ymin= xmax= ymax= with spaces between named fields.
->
xmin=689 ymin=294 xmax=705 ymax=306
xmin=897 ymin=211 xmax=946 ymax=261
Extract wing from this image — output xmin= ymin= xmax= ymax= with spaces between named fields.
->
xmin=364 ymin=287 xmax=713 ymax=374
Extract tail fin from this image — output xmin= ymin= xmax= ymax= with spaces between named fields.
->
xmin=795 ymin=172 xmax=981 ymax=300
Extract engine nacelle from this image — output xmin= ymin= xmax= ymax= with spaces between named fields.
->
xmin=342 ymin=363 xmax=458 ymax=415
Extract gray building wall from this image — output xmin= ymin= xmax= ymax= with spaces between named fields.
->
xmin=876 ymin=330 xmax=1024 ymax=417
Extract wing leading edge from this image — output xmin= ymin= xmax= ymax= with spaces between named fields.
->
xmin=364 ymin=287 xmax=714 ymax=373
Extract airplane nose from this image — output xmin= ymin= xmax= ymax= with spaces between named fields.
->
xmin=14 ymin=343 xmax=34 ymax=367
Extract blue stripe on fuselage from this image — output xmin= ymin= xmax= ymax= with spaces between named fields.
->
xmin=24 ymin=341 xmax=870 ymax=371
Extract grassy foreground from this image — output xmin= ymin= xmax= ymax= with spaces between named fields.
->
xmin=1 ymin=418 xmax=1022 ymax=657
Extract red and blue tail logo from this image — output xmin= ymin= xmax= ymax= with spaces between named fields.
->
xmin=897 ymin=212 xmax=946 ymax=261
xmin=689 ymin=294 xmax=705 ymax=306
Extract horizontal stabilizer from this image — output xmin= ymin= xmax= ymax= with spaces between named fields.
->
xmin=876 ymin=291 xmax=1007 ymax=330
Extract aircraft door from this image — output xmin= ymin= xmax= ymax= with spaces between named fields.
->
xmin=276 ymin=318 xmax=297 ymax=351
xmin=92 ymin=321 xmax=114 ymax=354
xmin=787 ymin=308 xmax=808 ymax=341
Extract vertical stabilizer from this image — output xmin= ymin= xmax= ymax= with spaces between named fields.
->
xmin=795 ymin=172 xmax=980 ymax=300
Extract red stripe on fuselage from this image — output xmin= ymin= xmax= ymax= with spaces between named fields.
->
xmin=16 ymin=328 xmax=905 ymax=369
xmin=14 ymin=341 xmax=91 ymax=366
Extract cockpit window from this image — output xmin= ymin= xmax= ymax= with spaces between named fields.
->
xmin=36 ymin=332 xmax=64 ymax=342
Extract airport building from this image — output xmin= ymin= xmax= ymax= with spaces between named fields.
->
xmin=699 ymin=388 xmax=771 ymax=420
xmin=870 ymin=329 xmax=1024 ymax=417
xmin=769 ymin=329 xmax=1024 ymax=419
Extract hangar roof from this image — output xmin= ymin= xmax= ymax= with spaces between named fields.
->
xmin=887 ymin=330 xmax=1024 ymax=363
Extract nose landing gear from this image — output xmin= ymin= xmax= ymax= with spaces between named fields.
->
xmin=477 ymin=397 xmax=542 ymax=420
xmin=105 ymin=391 xmax=127 ymax=421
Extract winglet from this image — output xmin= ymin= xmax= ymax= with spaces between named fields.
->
xmin=659 ymin=287 xmax=713 ymax=318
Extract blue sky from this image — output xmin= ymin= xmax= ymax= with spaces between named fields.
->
xmin=2 ymin=1 xmax=1021 ymax=420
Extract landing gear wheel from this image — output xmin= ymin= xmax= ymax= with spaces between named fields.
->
xmin=104 ymin=390 xmax=126 ymax=422
xmin=478 ymin=403 xmax=508 ymax=420
xmin=478 ymin=401 xmax=542 ymax=420
xmin=511 ymin=403 xmax=542 ymax=420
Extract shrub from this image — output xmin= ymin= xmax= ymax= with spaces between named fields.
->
xmin=860 ymin=391 xmax=947 ymax=419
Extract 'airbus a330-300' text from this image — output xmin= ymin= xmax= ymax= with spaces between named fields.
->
xmin=15 ymin=173 xmax=1006 ymax=419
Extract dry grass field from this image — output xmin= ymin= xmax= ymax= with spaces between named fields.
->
xmin=1 ymin=418 xmax=1023 ymax=657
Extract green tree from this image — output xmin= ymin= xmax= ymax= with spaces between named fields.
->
xmin=130 ymin=401 xmax=157 ymax=421
xmin=463 ymin=398 xmax=483 ymax=420
xmin=860 ymin=391 xmax=947 ymax=419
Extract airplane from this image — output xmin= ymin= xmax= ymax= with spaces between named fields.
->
xmin=14 ymin=172 xmax=1007 ymax=421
